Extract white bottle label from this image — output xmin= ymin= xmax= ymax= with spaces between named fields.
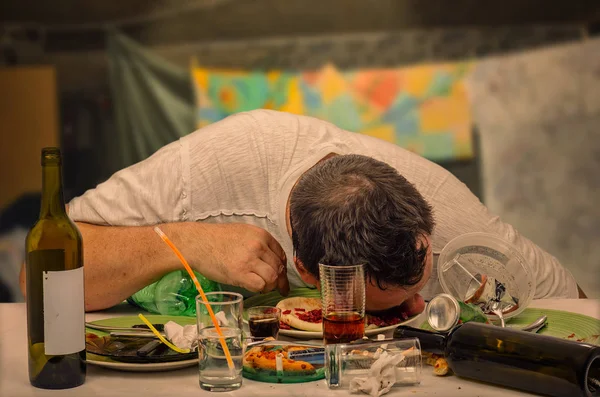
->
xmin=43 ymin=267 xmax=85 ymax=355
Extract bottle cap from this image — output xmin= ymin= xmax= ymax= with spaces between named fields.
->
xmin=426 ymin=293 xmax=461 ymax=332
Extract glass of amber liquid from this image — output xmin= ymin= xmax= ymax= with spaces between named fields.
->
xmin=319 ymin=263 xmax=366 ymax=344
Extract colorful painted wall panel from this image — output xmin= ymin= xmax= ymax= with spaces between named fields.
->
xmin=192 ymin=62 xmax=473 ymax=160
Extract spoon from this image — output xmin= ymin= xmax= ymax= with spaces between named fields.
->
xmin=482 ymin=300 xmax=547 ymax=333
xmin=520 ymin=315 xmax=548 ymax=333
xmin=485 ymin=300 xmax=547 ymax=333
xmin=488 ymin=300 xmax=507 ymax=327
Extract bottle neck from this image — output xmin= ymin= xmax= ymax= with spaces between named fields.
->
xmin=393 ymin=326 xmax=448 ymax=355
xmin=40 ymin=163 xmax=66 ymax=218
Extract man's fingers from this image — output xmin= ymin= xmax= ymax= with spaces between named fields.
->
xmin=260 ymin=247 xmax=285 ymax=275
xmin=259 ymin=243 xmax=289 ymax=296
xmin=250 ymin=260 xmax=279 ymax=292
xmin=265 ymin=234 xmax=286 ymax=263
xmin=277 ymin=270 xmax=290 ymax=296
xmin=239 ymin=273 xmax=266 ymax=293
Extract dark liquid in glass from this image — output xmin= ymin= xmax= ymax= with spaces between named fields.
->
xmin=323 ymin=312 xmax=365 ymax=344
xmin=248 ymin=317 xmax=280 ymax=338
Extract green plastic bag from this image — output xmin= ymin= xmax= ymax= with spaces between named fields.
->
xmin=458 ymin=301 xmax=490 ymax=324
xmin=127 ymin=270 xmax=221 ymax=317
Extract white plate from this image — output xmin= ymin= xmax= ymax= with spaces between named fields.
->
xmin=243 ymin=288 xmax=422 ymax=340
xmin=278 ymin=316 xmax=420 ymax=339
xmin=86 ymin=353 xmax=198 ymax=372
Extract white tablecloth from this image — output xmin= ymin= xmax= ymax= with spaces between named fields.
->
xmin=1 ymin=299 xmax=598 ymax=397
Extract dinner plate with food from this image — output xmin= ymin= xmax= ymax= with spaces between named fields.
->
xmin=85 ymin=315 xmax=198 ymax=372
xmin=243 ymin=288 xmax=420 ymax=339
xmin=242 ymin=339 xmax=325 ymax=383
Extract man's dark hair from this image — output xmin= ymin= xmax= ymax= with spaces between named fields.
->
xmin=290 ymin=154 xmax=435 ymax=289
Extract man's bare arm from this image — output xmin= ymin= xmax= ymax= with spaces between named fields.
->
xmin=20 ymin=223 xmax=183 ymax=311
xmin=20 ymin=222 xmax=288 ymax=311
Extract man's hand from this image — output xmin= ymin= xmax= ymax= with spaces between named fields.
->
xmin=172 ymin=223 xmax=289 ymax=296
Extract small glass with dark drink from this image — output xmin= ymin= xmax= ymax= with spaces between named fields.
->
xmin=247 ymin=306 xmax=281 ymax=339
xmin=319 ymin=263 xmax=366 ymax=345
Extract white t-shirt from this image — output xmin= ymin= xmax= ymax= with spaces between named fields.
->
xmin=68 ymin=110 xmax=578 ymax=299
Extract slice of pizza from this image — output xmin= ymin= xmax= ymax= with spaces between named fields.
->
xmin=276 ymin=297 xmax=323 ymax=332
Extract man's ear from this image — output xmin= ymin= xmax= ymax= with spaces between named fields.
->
xmin=293 ymin=257 xmax=319 ymax=287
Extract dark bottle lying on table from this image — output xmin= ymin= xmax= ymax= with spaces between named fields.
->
xmin=394 ymin=322 xmax=600 ymax=397
xmin=25 ymin=148 xmax=86 ymax=389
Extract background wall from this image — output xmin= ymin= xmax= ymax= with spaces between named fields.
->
xmin=2 ymin=0 xmax=597 ymax=49
xmin=1 ymin=0 xmax=599 ymax=298
xmin=41 ymin=25 xmax=585 ymax=200
xmin=0 ymin=67 xmax=59 ymax=209
xmin=468 ymin=39 xmax=600 ymax=297
xmin=3 ymin=1 xmax=593 ymax=199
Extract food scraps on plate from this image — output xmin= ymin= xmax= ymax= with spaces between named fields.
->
xmin=275 ymin=297 xmax=409 ymax=332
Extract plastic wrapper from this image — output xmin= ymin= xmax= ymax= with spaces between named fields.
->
xmin=127 ymin=270 xmax=221 ymax=316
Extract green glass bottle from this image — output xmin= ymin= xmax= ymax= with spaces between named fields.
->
xmin=394 ymin=323 xmax=600 ymax=397
xmin=25 ymin=147 xmax=86 ymax=389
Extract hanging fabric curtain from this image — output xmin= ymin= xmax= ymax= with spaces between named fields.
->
xmin=106 ymin=29 xmax=195 ymax=170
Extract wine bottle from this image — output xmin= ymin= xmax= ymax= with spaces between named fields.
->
xmin=394 ymin=322 xmax=600 ymax=397
xmin=25 ymin=147 xmax=86 ymax=389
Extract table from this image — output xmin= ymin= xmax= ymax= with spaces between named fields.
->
xmin=2 ymin=299 xmax=599 ymax=397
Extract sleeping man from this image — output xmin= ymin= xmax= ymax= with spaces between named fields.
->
xmin=20 ymin=110 xmax=584 ymax=317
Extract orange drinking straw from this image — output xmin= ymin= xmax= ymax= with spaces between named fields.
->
xmin=153 ymin=226 xmax=235 ymax=371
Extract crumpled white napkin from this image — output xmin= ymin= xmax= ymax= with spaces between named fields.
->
xmin=164 ymin=321 xmax=198 ymax=350
xmin=165 ymin=311 xmax=230 ymax=350
xmin=349 ymin=351 xmax=405 ymax=397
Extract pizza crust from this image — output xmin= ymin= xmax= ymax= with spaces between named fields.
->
xmin=276 ymin=297 xmax=322 ymax=332
xmin=243 ymin=345 xmax=315 ymax=373
xmin=423 ymin=352 xmax=451 ymax=376
xmin=433 ymin=357 xmax=450 ymax=376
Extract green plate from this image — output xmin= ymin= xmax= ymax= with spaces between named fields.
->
xmin=86 ymin=315 xmax=198 ymax=371
xmin=243 ymin=366 xmax=326 ymax=383
xmin=87 ymin=315 xmax=196 ymax=336
xmin=242 ymin=342 xmax=326 ymax=383
xmin=421 ymin=308 xmax=600 ymax=344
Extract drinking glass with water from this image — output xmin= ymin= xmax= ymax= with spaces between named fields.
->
xmin=196 ymin=292 xmax=245 ymax=392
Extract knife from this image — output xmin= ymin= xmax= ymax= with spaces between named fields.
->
xmin=287 ymin=348 xmax=325 ymax=364
xmin=137 ymin=340 xmax=163 ymax=357
xmin=246 ymin=339 xmax=323 ymax=348
xmin=85 ymin=322 xmax=165 ymax=333
xmin=109 ymin=331 xmax=164 ymax=338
